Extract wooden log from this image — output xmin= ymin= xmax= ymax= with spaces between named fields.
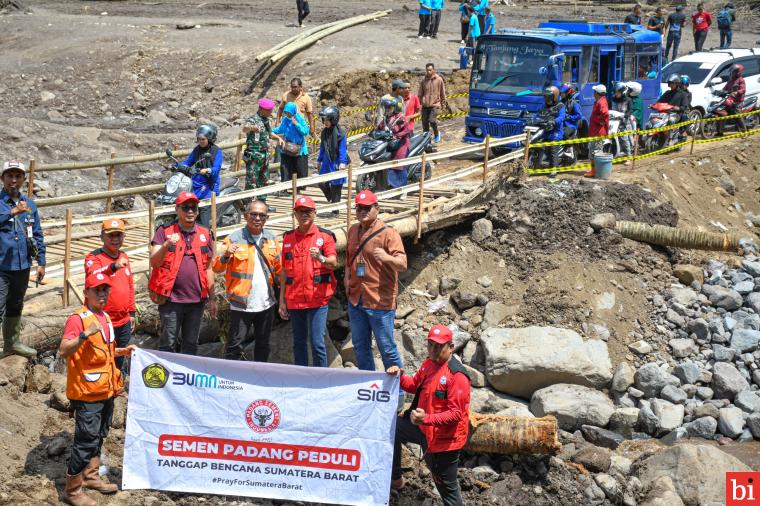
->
xmin=27 ymin=159 xmax=35 ymax=197
xmin=256 ymin=18 xmax=347 ymax=61
xmin=465 ymin=413 xmax=561 ymax=455
xmin=62 ymin=209 xmax=72 ymax=307
xmin=105 ymin=151 xmax=116 ymax=213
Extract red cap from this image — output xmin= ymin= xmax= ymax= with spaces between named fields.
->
xmin=293 ymin=195 xmax=316 ymax=210
xmin=355 ymin=190 xmax=378 ymax=206
xmin=427 ymin=324 xmax=453 ymax=344
xmin=176 ymin=192 xmax=200 ymax=205
xmin=85 ymin=272 xmax=113 ymax=290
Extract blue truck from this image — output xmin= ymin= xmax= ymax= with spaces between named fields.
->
xmin=464 ymin=20 xmax=663 ymax=149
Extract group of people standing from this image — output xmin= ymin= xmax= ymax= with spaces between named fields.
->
xmin=416 ymin=0 xmax=496 ymax=45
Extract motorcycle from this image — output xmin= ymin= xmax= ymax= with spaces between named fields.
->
xmin=525 ymin=116 xmax=576 ymax=169
xmin=602 ymin=110 xmax=627 ymax=156
xmin=355 ymin=127 xmax=432 ymax=193
xmin=640 ymin=102 xmax=681 ymax=153
xmin=700 ymin=89 xmax=759 ymax=139
xmin=156 ymin=148 xmax=244 ymax=228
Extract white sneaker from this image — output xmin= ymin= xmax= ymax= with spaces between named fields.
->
xmin=460 ymin=40 xmax=465 ymax=44
xmin=418 ymin=35 xmax=423 ymax=38
xmin=425 ymin=36 xmax=431 ymax=39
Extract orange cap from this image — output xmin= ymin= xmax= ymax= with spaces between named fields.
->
xmin=101 ymin=218 xmax=125 ymax=234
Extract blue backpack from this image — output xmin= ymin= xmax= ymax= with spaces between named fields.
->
xmin=717 ymin=9 xmax=732 ymax=28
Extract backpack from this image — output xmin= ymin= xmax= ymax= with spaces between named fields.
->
xmin=717 ymin=9 xmax=732 ymax=28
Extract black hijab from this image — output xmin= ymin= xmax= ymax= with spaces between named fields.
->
xmin=320 ymin=124 xmax=345 ymax=163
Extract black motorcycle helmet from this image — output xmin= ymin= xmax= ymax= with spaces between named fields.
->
xmin=318 ymin=105 xmax=340 ymax=125
xmin=196 ymin=124 xmax=218 ymax=144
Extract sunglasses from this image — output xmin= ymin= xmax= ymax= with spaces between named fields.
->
xmin=248 ymin=212 xmax=267 ymax=219
xmin=179 ymin=205 xmax=198 ymax=212
xmin=356 ymin=205 xmax=375 ymax=212
xmin=295 ymin=208 xmax=315 ymax=214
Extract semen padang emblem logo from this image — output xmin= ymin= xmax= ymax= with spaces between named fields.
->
xmin=142 ymin=363 xmax=169 ymax=388
xmin=245 ymin=399 xmax=281 ymax=433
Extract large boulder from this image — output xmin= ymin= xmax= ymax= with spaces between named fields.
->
xmin=530 ymin=383 xmax=614 ymax=431
xmin=482 ymin=327 xmax=612 ymax=399
xmin=0 ymin=355 xmax=29 ymax=389
xmin=469 ymin=387 xmax=533 ymax=417
xmin=711 ymin=362 xmax=750 ymax=400
xmin=730 ymin=328 xmax=760 ymax=354
xmin=634 ymin=444 xmax=751 ymax=505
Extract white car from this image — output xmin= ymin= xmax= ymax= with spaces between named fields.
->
xmin=660 ymin=48 xmax=760 ymax=123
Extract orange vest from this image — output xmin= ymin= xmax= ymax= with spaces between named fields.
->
xmin=282 ymin=226 xmax=337 ymax=309
xmin=66 ymin=307 xmax=123 ymax=402
xmin=148 ymin=222 xmax=212 ymax=299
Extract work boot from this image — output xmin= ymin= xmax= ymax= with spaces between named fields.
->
xmin=583 ymin=169 xmax=595 ymax=178
xmin=2 ymin=316 xmax=37 ymax=358
xmin=82 ymin=456 xmax=118 ymax=493
xmin=63 ymin=473 xmax=96 ymax=506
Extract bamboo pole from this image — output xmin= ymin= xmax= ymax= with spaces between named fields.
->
xmin=68 ymin=279 xmax=85 ymax=305
xmin=105 ymin=151 xmax=116 ymax=213
xmin=291 ymin=174 xmax=297 ymax=229
xmin=27 ymin=159 xmax=35 ymax=197
xmin=482 ymin=135 xmax=491 ymax=184
xmin=62 ymin=208 xmax=72 ymax=307
xmin=147 ymin=201 xmax=155 ymax=276
xmin=346 ymin=164 xmax=353 ymax=231
xmin=234 ymin=132 xmax=244 ymax=173
xmin=632 ymin=133 xmax=640 ymax=170
xmin=416 ymin=153 xmax=427 ymax=242
xmin=210 ymin=193 xmax=218 ymax=239
xmin=522 ymin=130 xmax=531 ymax=167
xmin=256 ymin=18 xmax=347 ymax=61
xmin=689 ymin=119 xmax=697 ymax=155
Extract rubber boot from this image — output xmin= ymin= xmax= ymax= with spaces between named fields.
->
xmin=583 ymin=169 xmax=595 ymax=178
xmin=2 ymin=316 xmax=37 ymax=358
xmin=63 ymin=473 xmax=96 ymax=506
xmin=82 ymin=456 xmax=118 ymax=493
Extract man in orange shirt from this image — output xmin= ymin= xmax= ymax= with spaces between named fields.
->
xmin=84 ymin=219 xmax=135 ymax=376
xmin=345 ymin=190 xmax=407 ymax=371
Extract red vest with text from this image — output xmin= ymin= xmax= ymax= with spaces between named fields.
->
xmin=148 ymin=223 xmax=212 ymax=299
xmin=281 ymin=226 xmax=337 ymax=309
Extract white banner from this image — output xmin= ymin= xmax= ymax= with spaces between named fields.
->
xmin=123 ymin=349 xmax=399 ymax=505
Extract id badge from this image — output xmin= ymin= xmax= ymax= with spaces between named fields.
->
xmin=26 ymin=217 xmax=33 ymax=239
xmin=356 ymin=260 xmax=366 ymax=278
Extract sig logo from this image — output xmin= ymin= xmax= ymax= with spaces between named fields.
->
xmin=172 ymin=372 xmax=218 ymax=389
xmin=245 ymin=399 xmax=281 ymax=433
xmin=357 ymin=382 xmax=391 ymax=403
xmin=142 ymin=363 xmax=168 ymax=389
xmin=727 ymin=472 xmax=760 ymax=506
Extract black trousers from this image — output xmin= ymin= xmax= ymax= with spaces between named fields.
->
xmin=319 ymin=182 xmax=343 ymax=203
xmin=0 ymin=268 xmax=30 ymax=320
xmin=430 ymin=10 xmax=442 ymax=37
xmin=281 ymin=153 xmax=309 ymax=183
xmin=296 ymin=0 xmax=309 ymax=25
xmin=68 ymin=398 xmax=114 ymax=475
xmin=226 ymin=307 xmax=275 ymax=361
xmin=198 ymin=205 xmax=212 ymax=229
xmin=421 ymin=106 xmax=440 ymax=137
xmin=477 ymin=14 xmax=485 ymax=33
xmin=112 ymin=322 xmax=132 ymax=375
xmin=392 ymin=415 xmax=463 ymax=506
xmin=158 ymin=301 xmax=205 ymax=356
xmin=418 ymin=14 xmax=431 ymax=36
xmin=460 ymin=21 xmax=469 ymax=41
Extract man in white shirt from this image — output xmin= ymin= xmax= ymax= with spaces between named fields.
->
xmin=213 ymin=200 xmax=282 ymax=361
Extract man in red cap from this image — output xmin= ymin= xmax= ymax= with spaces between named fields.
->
xmin=387 ymin=324 xmax=471 ymax=506
xmin=279 ymin=195 xmax=337 ymax=367
xmin=149 ymin=192 xmax=217 ymax=356
xmin=84 ymin=218 xmax=135 ymax=376
xmin=345 ymin=190 xmax=406 ymax=371
xmin=59 ymin=272 xmax=136 ymax=506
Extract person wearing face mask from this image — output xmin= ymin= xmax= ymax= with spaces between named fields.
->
xmin=387 ymin=324 xmax=471 ymax=506
xmin=273 ymin=102 xmax=311 ymax=183
xmin=59 ymin=272 xmax=137 ymax=506
xmin=84 ymin=219 xmax=135 ymax=377
xmin=345 ymin=190 xmax=406 ymax=372
xmin=0 ymin=160 xmax=45 ymax=358
xmin=317 ymin=106 xmax=348 ymax=216
xmin=177 ymin=124 xmax=223 ymax=228
xmin=377 ymin=95 xmax=414 ymax=188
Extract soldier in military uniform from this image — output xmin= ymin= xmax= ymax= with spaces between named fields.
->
xmin=243 ymin=98 xmax=282 ymax=202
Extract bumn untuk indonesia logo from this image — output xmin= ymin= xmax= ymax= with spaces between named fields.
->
xmin=245 ymin=399 xmax=281 ymax=433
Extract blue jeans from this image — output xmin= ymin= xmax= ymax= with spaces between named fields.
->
xmin=348 ymin=301 xmax=402 ymax=371
xmin=720 ymin=28 xmax=732 ymax=49
xmin=665 ymin=32 xmax=681 ymax=63
xmin=289 ymin=306 xmax=328 ymax=367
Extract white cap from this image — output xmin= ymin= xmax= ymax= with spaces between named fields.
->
xmin=592 ymin=84 xmax=607 ymax=95
xmin=2 ymin=160 xmax=26 ymax=176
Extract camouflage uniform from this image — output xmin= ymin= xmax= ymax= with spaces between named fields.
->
xmin=243 ymin=112 xmax=272 ymax=199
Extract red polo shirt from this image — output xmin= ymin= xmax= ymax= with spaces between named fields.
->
xmin=83 ymin=249 xmax=136 ymax=327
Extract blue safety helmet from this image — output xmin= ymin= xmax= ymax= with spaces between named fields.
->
xmin=680 ymin=75 xmax=691 ymax=86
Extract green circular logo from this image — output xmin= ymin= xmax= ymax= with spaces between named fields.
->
xmin=142 ymin=363 xmax=168 ymax=389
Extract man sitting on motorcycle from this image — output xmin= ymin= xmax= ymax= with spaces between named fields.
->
xmin=560 ymin=84 xmax=582 ymax=141
xmin=178 ymin=124 xmax=223 ymax=228
xmin=715 ymin=64 xmax=746 ymax=135
xmin=610 ymin=82 xmax=633 ymax=164
xmin=658 ymin=74 xmax=690 ymax=116
xmin=536 ymin=85 xmax=566 ymax=168
xmin=377 ymin=95 xmax=414 ymax=188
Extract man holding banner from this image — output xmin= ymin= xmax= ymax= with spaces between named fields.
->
xmin=387 ymin=324 xmax=471 ymax=506
xmin=59 ymin=272 xmax=136 ymax=506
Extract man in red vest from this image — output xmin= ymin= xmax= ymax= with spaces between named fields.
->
xmin=59 ymin=272 xmax=136 ymax=506
xmin=148 ymin=192 xmax=217 ymax=356
xmin=387 ymin=324 xmax=471 ymax=506
xmin=84 ymin=218 xmax=135 ymax=376
xmin=279 ymin=195 xmax=337 ymax=367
